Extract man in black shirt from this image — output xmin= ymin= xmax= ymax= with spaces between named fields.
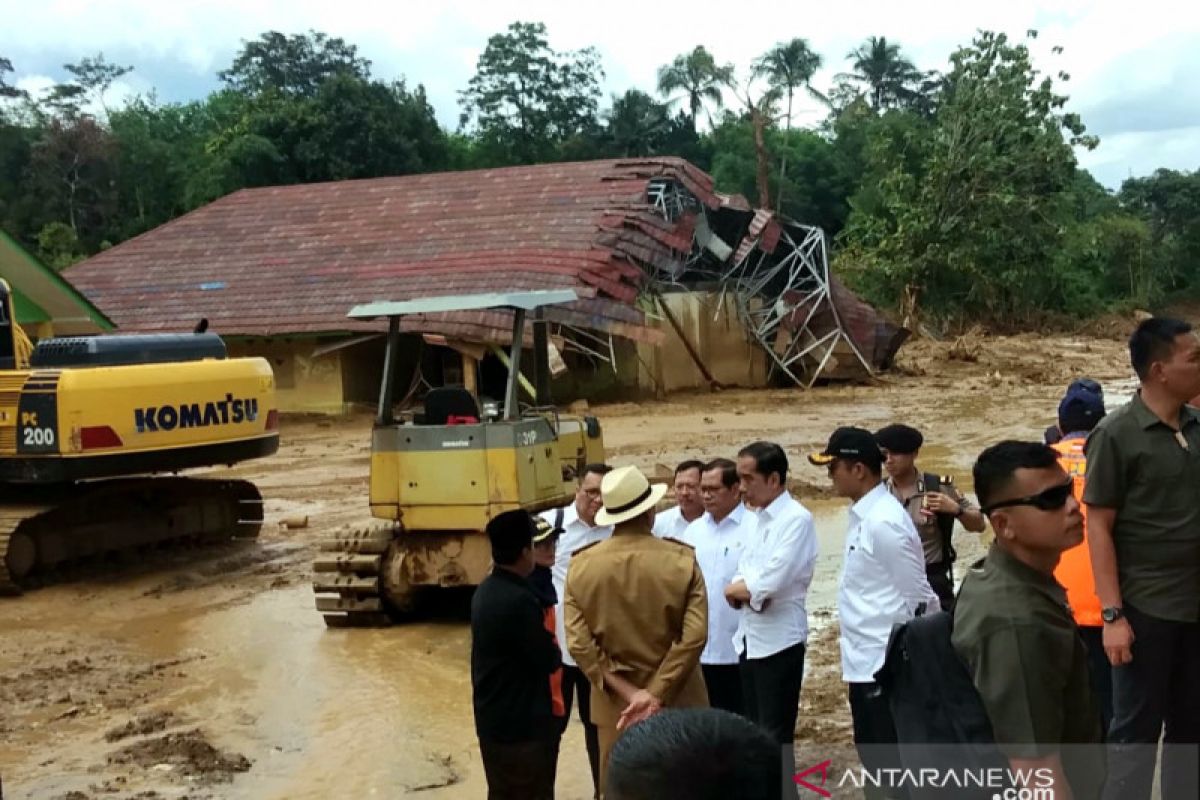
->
xmin=472 ymin=509 xmax=563 ymax=800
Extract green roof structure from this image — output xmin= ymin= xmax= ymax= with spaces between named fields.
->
xmin=0 ymin=231 xmax=114 ymax=335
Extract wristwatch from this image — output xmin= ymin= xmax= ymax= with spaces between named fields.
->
xmin=1101 ymin=606 xmax=1124 ymax=623
xmin=954 ymin=505 xmax=966 ymax=519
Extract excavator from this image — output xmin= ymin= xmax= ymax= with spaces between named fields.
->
xmin=0 ymin=278 xmax=279 ymax=595
xmin=313 ymin=290 xmax=605 ymax=625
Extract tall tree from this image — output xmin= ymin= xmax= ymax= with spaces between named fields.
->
xmin=751 ymin=39 xmax=824 ymax=132
xmin=840 ymin=31 xmax=1097 ymax=322
xmin=752 ymin=38 xmax=826 ymax=212
xmin=603 ymin=89 xmax=672 ymax=156
xmin=220 ymin=30 xmax=371 ymax=97
xmin=27 ymin=115 xmax=117 ymax=241
xmin=725 ymin=78 xmax=781 ymax=209
xmin=1120 ymin=168 xmax=1200 ymax=292
xmin=656 ymin=46 xmax=733 ymax=128
xmin=458 ymin=21 xmax=603 ymax=165
xmin=0 ymin=57 xmax=26 ymax=100
xmin=838 ymin=36 xmax=921 ymax=111
xmin=62 ymin=53 xmax=133 ymax=118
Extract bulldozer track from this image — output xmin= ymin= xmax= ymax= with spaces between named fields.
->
xmin=312 ymin=527 xmax=395 ymax=627
xmin=0 ymin=477 xmax=263 ymax=597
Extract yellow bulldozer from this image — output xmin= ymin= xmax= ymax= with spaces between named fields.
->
xmin=0 ymin=278 xmax=279 ymax=594
xmin=313 ymin=290 xmax=605 ymax=625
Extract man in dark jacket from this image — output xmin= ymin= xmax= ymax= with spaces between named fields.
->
xmin=472 ymin=509 xmax=563 ymax=800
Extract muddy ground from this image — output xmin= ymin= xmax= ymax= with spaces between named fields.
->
xmin=0 ymin=331 xmax=1135 ymax=799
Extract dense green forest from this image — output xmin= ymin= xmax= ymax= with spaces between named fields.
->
xmin=1 ymin=24 xmax=1197 ymax=324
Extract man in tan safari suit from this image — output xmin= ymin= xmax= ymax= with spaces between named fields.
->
xmin=564 ymin=464 xmax=709 ymax=794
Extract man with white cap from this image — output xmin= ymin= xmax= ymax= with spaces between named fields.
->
xmin=564 ymin=464 xmax=709 ymax=795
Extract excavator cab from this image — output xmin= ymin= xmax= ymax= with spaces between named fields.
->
xmin=313 ymin=290 xmax=605 ymax=625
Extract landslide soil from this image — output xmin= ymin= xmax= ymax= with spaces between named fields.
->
xmin=0 ymin=331 xmax=1132 ymax=800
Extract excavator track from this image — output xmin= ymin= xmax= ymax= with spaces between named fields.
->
xmin=0 ymin=477 xmax=263 ymax=596
xmin=313 ymin=527 xmax=397 ymax=627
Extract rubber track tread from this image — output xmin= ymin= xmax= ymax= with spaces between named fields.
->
xmin=0 ymin=504 xmax=53 ymax=596
xmin=0 ymin=478 xmax=262 ymax=596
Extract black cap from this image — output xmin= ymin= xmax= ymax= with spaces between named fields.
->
xmin=532 ymin=515 xmax=561 ymax=544
xmin=486 ymin=509 xmax=536 ymax=552
xmin=874 ymin=424 xmax=924 ymax=455
xmin=808 ymin=427 xmax=883 ymax=467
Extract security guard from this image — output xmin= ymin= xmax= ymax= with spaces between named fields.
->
xmin=875 ymin=424 xmax=987 ymax=611
xmin=564 ymin=465 xmax=709 ymax=795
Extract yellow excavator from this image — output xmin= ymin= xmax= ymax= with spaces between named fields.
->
xmin=0 ymin=278 xmax=279 ymax=594
xmin=313 ymin=290 xmax=605 ymax=625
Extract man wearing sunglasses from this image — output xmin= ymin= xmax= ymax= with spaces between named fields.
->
xmin=953 ymin=441 xmax=1104 ymax=800
xmin=1083 ymin=317 xmax=1200 ymax=800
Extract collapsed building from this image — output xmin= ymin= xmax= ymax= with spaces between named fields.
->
xmin=65 ymin=158 xmax=907 ymax=413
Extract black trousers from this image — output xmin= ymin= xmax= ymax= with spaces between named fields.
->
xmin=849 ymin=682 xmax=910 ymax=800
xmin=702 ymin=663 xmax=744 ymax=716
xmin=1102 ymin=604 xmax=1200 ymax=800
xmin=926 ymin=562 xmax=955 ymax=613
xmin=742 ymin=641 xmax=805 ymax=800
xmin=560 ymin=664 xmax=600 ymax=798
xmin=479 ymin=737 xmax=557 ymax=800
xmin=1078 ymin=625 xmax=1113 ymax=740
xmin=740 ymin=640 xmax=806 ymax=744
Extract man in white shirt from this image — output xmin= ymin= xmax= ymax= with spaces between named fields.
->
xmin=810 ymin=427 xmax=938 ymax=800
xmin=652 ymin=459 xmax=704 ymax=538
xmin=683 ymin=457 xmax=752 ymax=714
xmin=540 ymin=463 xmax=612 ymax=798
xmin=723 ymin=441 xmax=818 ymax=751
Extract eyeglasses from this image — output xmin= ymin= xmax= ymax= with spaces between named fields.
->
xmin=982 ymin=479 xmax=1074 ymax=515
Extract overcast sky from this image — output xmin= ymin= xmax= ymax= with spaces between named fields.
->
xmin=5 ymin=0 xmax=1198 ymax=189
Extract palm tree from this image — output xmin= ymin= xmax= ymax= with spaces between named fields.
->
xmin=752 ymin=38 xmax=826 ymax=212
xmin=605 ymin=89 xmax=671 ymax=156
xmin=751 ymin=38 xmax=824 ymax=133
xmin=656 ymin=46 xmax=734 ymax=128
xmin=839 ymin=36 xmax=921 ymax=110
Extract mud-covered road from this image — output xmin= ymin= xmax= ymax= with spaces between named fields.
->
xmin=0 ymin=332 xmax=1134 ymax=799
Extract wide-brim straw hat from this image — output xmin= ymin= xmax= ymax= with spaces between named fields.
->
xmin=595 ymin=465 xmax=668 ymax=526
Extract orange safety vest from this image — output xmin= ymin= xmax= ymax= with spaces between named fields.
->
xmin=543 ymin=605 xmax=565 ymax=718
xmin=1051 ymin=438 xmax=1102 ymax=627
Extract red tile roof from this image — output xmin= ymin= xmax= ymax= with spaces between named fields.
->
xmin=66 ymin=158 xmax=731 ymax=342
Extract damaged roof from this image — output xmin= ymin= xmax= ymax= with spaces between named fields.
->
xmin=64 ymin=157 xmax=742 ymax=342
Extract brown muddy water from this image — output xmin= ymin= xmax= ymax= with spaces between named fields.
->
xmin=0 ymin=333 xmax=1134 ymax=799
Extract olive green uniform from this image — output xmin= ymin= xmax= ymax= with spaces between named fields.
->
xmin=953 ymin=544 xmax=1104 ymax=800
xmin=1083 ymin=394 xmax=1200 ymax=622
xmin=1082 ymin=393 xmax=1200 ymax=799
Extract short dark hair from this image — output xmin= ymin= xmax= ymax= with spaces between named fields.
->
xmin=738 ymin=441 xmax=788 ymax=485
xmin=973 ymin=441 xmax=1060 ymax=511
xmin=675 ymin=459 xmax=705 ymax=477
xmin=581 ymin=463 xmax=611 ymax=481
xmin=486 ymin=509 xmax=535 ymax=565
xmin=1130 ymin=317 xmax=1193 ymax=380
xmin=606 ymin=708 xmax=782 ymax=800
xmin=841 ymin=456 xmax=882 ymax=477
xmin=702 ymin=457 xmax=739 ymax=489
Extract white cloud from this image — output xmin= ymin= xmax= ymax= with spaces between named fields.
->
xmin=5 ymin=0 xmax=1197 ymax=186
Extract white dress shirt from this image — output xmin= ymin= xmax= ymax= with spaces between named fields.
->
xmin=540 ymin=503 xmax=613 ymax=667
xmin=652 ymin=505 xmax=699 ymax=539
xmin=838 ymin=482 xmax=940 ymax=683
xmin=732 ymin=491 xmax=819 ymax=659
xmin=682 ymin=503 xmax=752 ymax=665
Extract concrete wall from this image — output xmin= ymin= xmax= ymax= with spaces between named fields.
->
xmin=228 ymin=339 xmax=347 ymax=414
xmin=227 ymin=291 xmax=768 ymax=413
xmin=635 ymin=290 xmax=767 ymax=396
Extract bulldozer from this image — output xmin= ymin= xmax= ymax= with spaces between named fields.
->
xmin=0 ymin=279 xmax=279 ymax=594
xmin=313 ymin=290 xmax=605 ymax=625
